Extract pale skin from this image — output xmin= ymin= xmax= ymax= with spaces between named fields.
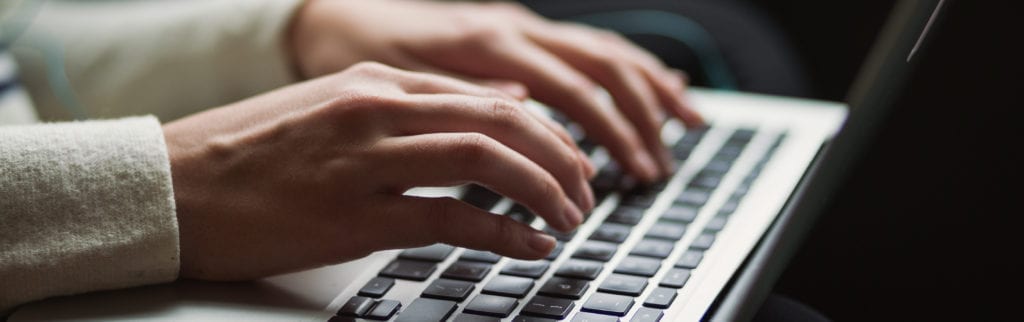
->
xmin=165 ymin=0 xmax=704 ymax=281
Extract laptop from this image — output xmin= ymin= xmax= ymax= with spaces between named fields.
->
xmin=8 ymin=1 xmax=944 ymax=321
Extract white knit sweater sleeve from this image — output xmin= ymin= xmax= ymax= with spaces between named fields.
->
xmin=0 ymin=116 xmax=177 ymax=311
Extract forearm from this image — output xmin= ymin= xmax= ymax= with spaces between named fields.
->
xmin=0 ymin=116 xmax=178 ymax=311
xmin=10 ymin=0 xmax=304 ymax=122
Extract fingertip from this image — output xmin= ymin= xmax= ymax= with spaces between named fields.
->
xmin=632 ymin=152 xmax=661 ymax=183
xmin=527 ymin=231 xmax=557 ymax=255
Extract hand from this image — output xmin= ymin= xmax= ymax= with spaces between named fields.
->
xmin=164 ymin=63 xmax=594 ymax=281
xmin=288 ymin=0 xmax=705 ymax=183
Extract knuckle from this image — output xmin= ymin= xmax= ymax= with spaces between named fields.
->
xmin=451 ymin=133 xmax=498 ymax=167
xmin=347 ymin=61 xmax=394 ymax=76
xmin=486 ymin=99 xmax=527 ymax=130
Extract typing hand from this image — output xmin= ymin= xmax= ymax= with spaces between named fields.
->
xmin=288 ymin=0 xmax=705 ymax=183
xmin=163 ymin=63 xmax=594 ymax=280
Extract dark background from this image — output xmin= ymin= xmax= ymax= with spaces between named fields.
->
xmin=750 ymin=1 xmax=1023 ymax=321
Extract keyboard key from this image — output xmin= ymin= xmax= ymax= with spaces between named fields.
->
xmin=442 ymin=260 xmax=492 ymax=282
xmin=460 ymin=250 xmax=502 ymax=263
xmin=572 ymin=312 xmax=620 ymax=322
xmin=395 ymin=298 xmax=457 ymax=322
xmin=731 ymin=128 xmax=757 ymax=142
xmin=598 ymin=274 xmax=649 ymax=296
xmin=379 ymin=259 xmax=436 ymax=281
xmin=582 ymin=292 xmax=635 ymax=316
xmin=620 ymin=190 xmax=659 ymax=208
xmin=453 ymin=313 xmax=501 ymax=322
xmin=521 ymin=296 xmax=576 ymax=319
xmin=643 ymin=287 xmax=677 ymax=309
xmin=688 ymin=172 xmax=722 ymax=189
xmin=630 ymin=239 xmax=675 ymax=259
xmin=422 ymin=278 xmax=475 ymax=301
xmin=572 ymin=240 xmax=619 ymax=262
xmin=337 ymin=296 xmax=374 ymax=317
xmin=704 ymin=215 xmax=728 ymax=232
xmin=661 ymin=205 xmax=699 ymax=223
xmin=543 ymin=226 xmax=577 ymax=241
xmin=645 ymin=221 xmax=687 ymax=240
xmin=703 ymin=160 xmax=732 ymax=174
xmin=464 ymin=294 xmax=519 ymax=318
xmin=718 ymin=200 xmax=740 ymax=214
xmin=614 ymin=256 xmax=662 ymax=277
xmin=630 ymin=307 xmax=664 ymax=322
xmin=537 ymin=276 xmax=590 ymax=299
xmin=659 ymin=268 xmax=692 ymax=288
xmin=462 ymin=185 xmax=503 ymax=210
xmin=328 ymin=316 xmax=356 ymax=322
xmin=513 ymin=315 xmax=559 ymax=322
xmin=399 ymin=244 xmax=455 ymax=262
xmin=675 ymin=189 xmax=711 ymax=206
xmin=501 ymin=260 xmax=551 ymax=279
xmin=357 ymin=277 xmax=394 ymax=298
xmin=605 ymin=206 xmax=645 ymax=225
xmin=545 ymin=241 xmax=565 ymax=261
xmin=589 ymin=223 xmax=633 ymax=243
xmin=675 ymin=250 xmax=704 ymax=269
xmin=555 ymin=259 xmax=604 ymax=280
xmin=482 ymin=275 xmax=535 ymax=298
xmin=507 ymin=204 xmax=537 ymax=224
xmin=690 ymin=233 xmax=716 ymax=250
xmin=365 ymin=299 xmax=401 ymax=320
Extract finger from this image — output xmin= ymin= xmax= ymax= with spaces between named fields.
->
xmin=375 ymin=195 xmax=557 ymax=259
xmin=389 ymin=53 xmax=531 ymax=100
xmin=523 ymin=107 xmax=598 ymax=179
xmin=466 ymin=36 xmax=661 ymax=182
xmin=384 ymin=94 xmax=595 ymax=210
xmin=374 ymin=132 xmax=584 ymax=232
xmin=648 ymin=69 xmax=706 ymax=127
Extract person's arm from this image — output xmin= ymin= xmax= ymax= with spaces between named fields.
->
xmin=0 ymin=116 xmax=177 ymax=312
xmin=10 ymin=0 xmax=304 ymax=123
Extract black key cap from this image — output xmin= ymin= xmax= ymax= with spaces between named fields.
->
xmin=399 ymin=244 xmax=455 ymax=262
xmin=605 ymin=206 xmax=646 ymax=225
xmin=705 ymin=215 xmax=728 ymax=232
xmin=630 ymin=307 xmax=664 ymax=322
xmin=703 ymin=159 xmax=732 ymax=174
xmin=521 ymin=296 xmax=576 ymax=319
xmin=690 ymin=233 xmax=716 ymax=250
xmin=462 ymin=185 xmax=503 ymax=210
xmin=598 ymin=274 xmax=649 ymax=296
xmin=482 ymin=275 xmax=535 ymax=298
xmin=573 ymin=240 xmax=619 ymax=262
xmin=453 ymin=313 xmax=502 ymax=322
xmin=572 ymin=312 xmax=620 ymax=322
xmin=621 ymin=191 xmax=658 ymax=208
xmin=718 ymin=200 xmax=740 ymax=214
xmin=543 ymin=226 xmax=577 ymax=242
xmin=675 ymin=250 xmax=704 ymax=269
xmin=659 ymin=268 xmax=691 ymax=288
xmin=614 ymin=256 xmax=662 ymax=277
xmin=630 ymin=239 xmax=675 ymax=259
xmin=501 ymin=260 xmax=551 ymax=279
xmin=688 ymin=172 xmax=722 ymax=189
xmin=460 ymin=250 xmax=502 ymax=263
xmin=645 ymin=221 xmax=687 ymax=240
xmin=507 ymin=204 xmax=537 ymax=224
xmin=675 ymin=189 xmax=711 ymax=206
xmin=442 ymin=260 xmax=492 ymax=282
xmin=337 ymin=296 xmax=374 ymax=317
xmin=379 ymin=259 xmax=436 ymax=281
xmin=582 ymin=292 xmax=635 ymax=316
xmin=555 ymin=259 xmax=604 ymax=280
xmin=537 ymin=276 xmax=590 ymax=299
xmin=464 ymin=294 xmax=519 ymax=318
xmin=545 ymin=241 xmax=565 ymax=261
xmin=643 ymin=287 xmax=677 ymax=309
xmin=731 ymin=128 xmax=757 ymax=142
xmin=365 ymin=299 xmax=401 ymax=320
xmin=513 ymin=315 xmax=559 ymax=322
xmin=422 ymin=278 xmax=475 ymax=301
xmin=661 ymin=205 xmax=699 ymax=223
xmin=589 ymin=223 xmax=632 ymax=243
xmin=328 ymin=316 xmax=357 ymax=322
xmin=395 ymin=298 xmax=457 ymax=322
xmin=358 ymin=277 xmax=395 ymax=298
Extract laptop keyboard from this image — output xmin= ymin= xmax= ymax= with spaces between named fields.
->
xmin=330 ymin=121 xmax=787 ymax=322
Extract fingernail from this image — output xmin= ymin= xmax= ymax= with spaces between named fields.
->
xmin=528 ymin=231 xmax=557 ymax=254
xmin=564 ymin=199 xmax=584 ymax=229
xmin=634 ymin=153 xmax=660 ymax=182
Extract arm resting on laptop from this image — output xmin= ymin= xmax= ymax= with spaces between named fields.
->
xmin=0 ymin=117 xmax=178 ymax=312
